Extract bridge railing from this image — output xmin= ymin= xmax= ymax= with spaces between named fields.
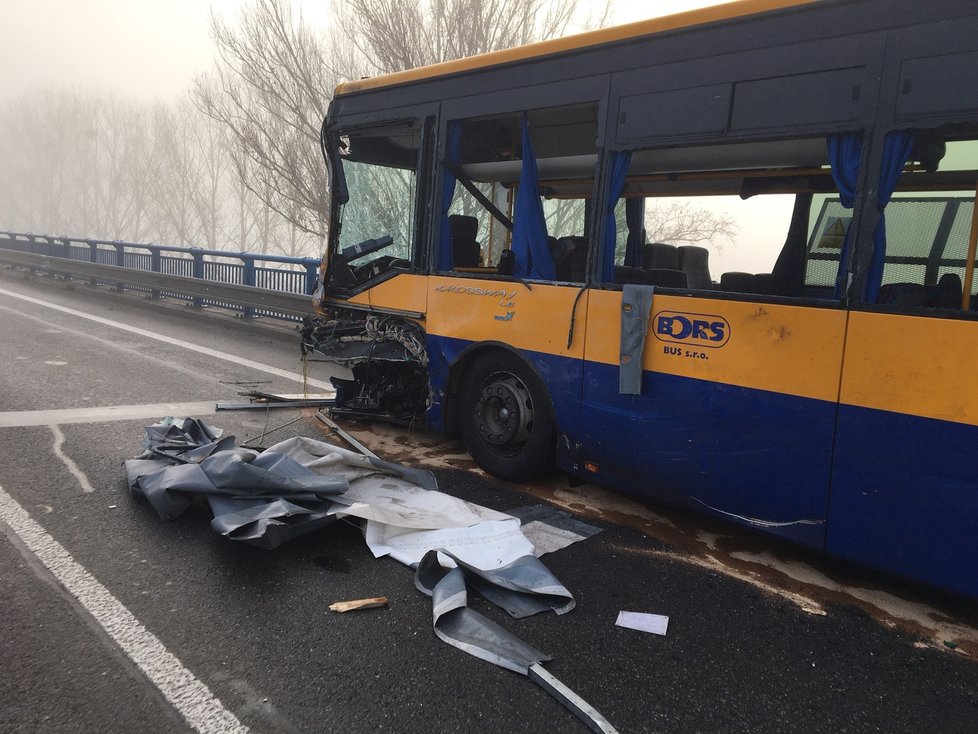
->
xmin=0 ymin=231 xmax=321 ymax=321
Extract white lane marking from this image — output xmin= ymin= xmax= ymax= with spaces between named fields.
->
xmin=50 ymin=424 xmax=95 ymax=493
xmin=0 ymin=303 xmax=233 ymax=389
xmin=0 ymin=402 xmax=219 ymax=428
xmin=0 ymin=287 xmax=331 ymax=390
xmin=0 ymin=484 xmax=249 ymax=733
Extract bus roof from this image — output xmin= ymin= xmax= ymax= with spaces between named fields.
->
xmin=334 ymin=0 xmax=821 ymax=96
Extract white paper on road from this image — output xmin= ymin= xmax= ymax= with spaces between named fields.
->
xmin=329 ymin=474 xmax=512 ymax=529
xmin=365 ymin=517 xmax=535 ymax=569
xmin=615 ymin=611 xmax=669 ymax=636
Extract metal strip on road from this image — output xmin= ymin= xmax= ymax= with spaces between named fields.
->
xmin=0 ymin=286 xmax=333 ymax=391
xmin=0 ymin=482 xmax=249 ymax=734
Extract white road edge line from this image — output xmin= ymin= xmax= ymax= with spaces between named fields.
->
xmin=0 ymin=402 xmax=220 ymax=428
xmin=0 ymin=286 xmax=331 ymax=390
xmin=49 ymin=424 xmax=95 ymax=492
xmin=0 ymin=483 xmax=249 ymax=734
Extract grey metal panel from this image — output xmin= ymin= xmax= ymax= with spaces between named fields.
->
xmin=895 ymin=50 xmax=978 ymax=118
xmin=616 ymin=84 xmax=731 ymax=141
xmin=731 ymin=67 xmax=866 ymax=131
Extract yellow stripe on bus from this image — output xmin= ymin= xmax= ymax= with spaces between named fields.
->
xmin=582 ymin=290 xmax=848 ymax=404
xmin=342 ymin=273 xmax=429 ymax=315
xmin=334 ymin=0 xmax=820 ymax=96
xmin=426 ymin=276 xmax=589 ymax=358
xmin=840 ymin=311 xmax=978 ymax=426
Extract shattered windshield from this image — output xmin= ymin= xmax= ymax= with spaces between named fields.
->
xmin=330 ymin=123 xmax=420 ymax=287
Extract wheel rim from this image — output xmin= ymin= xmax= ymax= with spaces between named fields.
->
xmin=474 ymin=372 xmax=534 ymax=455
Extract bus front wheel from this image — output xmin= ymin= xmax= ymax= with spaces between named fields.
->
xmin=459 ymin=353 xmax=555 ymax=481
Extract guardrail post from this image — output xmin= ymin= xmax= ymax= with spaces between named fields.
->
xmin=242 ymin=254 xmax=256 ymax=318
xmin=88 ymin=241 xmax=99 ymax=287
xmin=191 ymin=248 xmax=204 ymax=308
xmin=149 ymin=245 xmax=162 ymax=300
xmin=304 ymin=261 xmax=319 ymax=295
xmin=56 ymin=238 xmax=71 ymax=282
xmin=26 ymin=236 xmax=37 ymax=274
xmin=114 ymin=243 xmax=126 ymax=292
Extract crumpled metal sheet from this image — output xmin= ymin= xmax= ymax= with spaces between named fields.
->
xmin=124 ymin=419 xmax=357 ymax=548
xmin=264 ymin=435 xmax=437 ymax=491
xmin=415 ymin=551 xmax=552 ymax=675
xmin=207 ymin=496 xmax=335 ymax=549
xmin=507 ymin=505 xmax=604 ymax=557
xmin=431 ymin=549 xmax=575 ymax=619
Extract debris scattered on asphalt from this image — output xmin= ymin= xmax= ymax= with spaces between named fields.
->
xmin=124 ymin=417 xmax=616 ymax=731
xmin=329 ymin=596 xmax=389 ymax=613
xmin=615 ymin=611 xmax=669 ymax=636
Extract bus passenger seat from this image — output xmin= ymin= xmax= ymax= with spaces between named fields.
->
xmin=449 ymin=215 xmax=481 ymax=267
xmin=677 ymin=246 xmax=713 ymax=289
xmin=615 ymin=265 xmax=649 ymax=285
xmin=878 ymin=282 xmax=927 ymax=306
xmin=645 ymin=269 xmax=688 ymax=288
xmin=928 ymin=272 xmax=962 ymax=308
xmin=642 ymin=243 xmax=679 ymax=270
xmin=553 ymin=236 xmax=588 ymax=281
xmin=719 ymin=272 xmax=789 ymax=295
xmin=719 ymin=272 xmax=755 ymax=293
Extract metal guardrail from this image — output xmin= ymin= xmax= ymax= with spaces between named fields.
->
xmin=0 ymin=231 xmax=320 ymax=320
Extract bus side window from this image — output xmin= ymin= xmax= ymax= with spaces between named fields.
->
xmin=867 ymin=133 xmax=978 ymax=312
xmin=440 ymin=103 xmax=599 ymax=280
xmin=604 ymin=136 xmax=851 ymax=301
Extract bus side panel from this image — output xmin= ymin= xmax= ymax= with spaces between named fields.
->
xmin=424 ymin=277 xmax=588 ymax=450
xmin=342 ymin=273 xmax=430 ymax=315
xmin=580 ymin=291 xmax=848 ymax=549
xmin=828 ymin=311 xmax=978 ymax=598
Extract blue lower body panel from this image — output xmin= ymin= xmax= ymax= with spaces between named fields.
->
xmin=828 ymin=405 xmax=978 ymax=599
xmin=579 ymin=365 xmax=836 ymax=549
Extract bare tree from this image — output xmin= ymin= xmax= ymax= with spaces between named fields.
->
xmin=335 ymin=0 xmax=613 ymax=75
xmin=193 ymin=0 xmax=334 ymax=240
xmin=645 ymin=200 xmax=738 ymax=248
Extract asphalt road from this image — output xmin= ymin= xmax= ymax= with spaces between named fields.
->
xmin=1 ymin=270 xmax=977 ymax=733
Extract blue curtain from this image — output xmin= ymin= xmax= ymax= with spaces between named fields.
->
xmin=624 ymin=197 xmax=645 ymax=268
xmin=603 ymin=150 xmax=632 ymax=282
xmin=865 ymin=131 xmax=915 ymax=303
xmin=828 ymin=133 xmax=862 ymax=300
xmin=510 ymin=116 xmax=555 ymax=279
xmin=437 ymin=122 xmax=463 ymax=271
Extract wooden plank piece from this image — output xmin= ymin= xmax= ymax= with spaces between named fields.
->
xmin=328 ymin=596 xmax=389 ymax=613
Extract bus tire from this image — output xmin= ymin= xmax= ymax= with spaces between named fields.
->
xmin=458 ymin=352 xmax=555 ymax=481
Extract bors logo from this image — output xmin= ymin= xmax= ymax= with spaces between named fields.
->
xmin=653 ymin=311 xmax=730 ymax=348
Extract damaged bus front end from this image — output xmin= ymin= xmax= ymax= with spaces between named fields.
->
xmin=303 ymin=114 xmax=433 ymax=425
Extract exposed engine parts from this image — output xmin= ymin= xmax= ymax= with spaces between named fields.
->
xmin=300 ymin=313 xmax=430 ymax=423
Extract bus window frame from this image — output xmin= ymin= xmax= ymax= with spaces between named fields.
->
xmin=323 ymin=113 xmax=431 ymax=298
xmin=433 ymin=77 xmax=610 ymax=281
xmin=590 ymin=130 xmax=872 ymax=305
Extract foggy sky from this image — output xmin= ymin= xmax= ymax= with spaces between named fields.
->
xmin=0 ymin=0 xmax=729 ymax=103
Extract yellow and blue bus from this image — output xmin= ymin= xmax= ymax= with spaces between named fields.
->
xmin=303 ymin=0 xmax=978 ymax=599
